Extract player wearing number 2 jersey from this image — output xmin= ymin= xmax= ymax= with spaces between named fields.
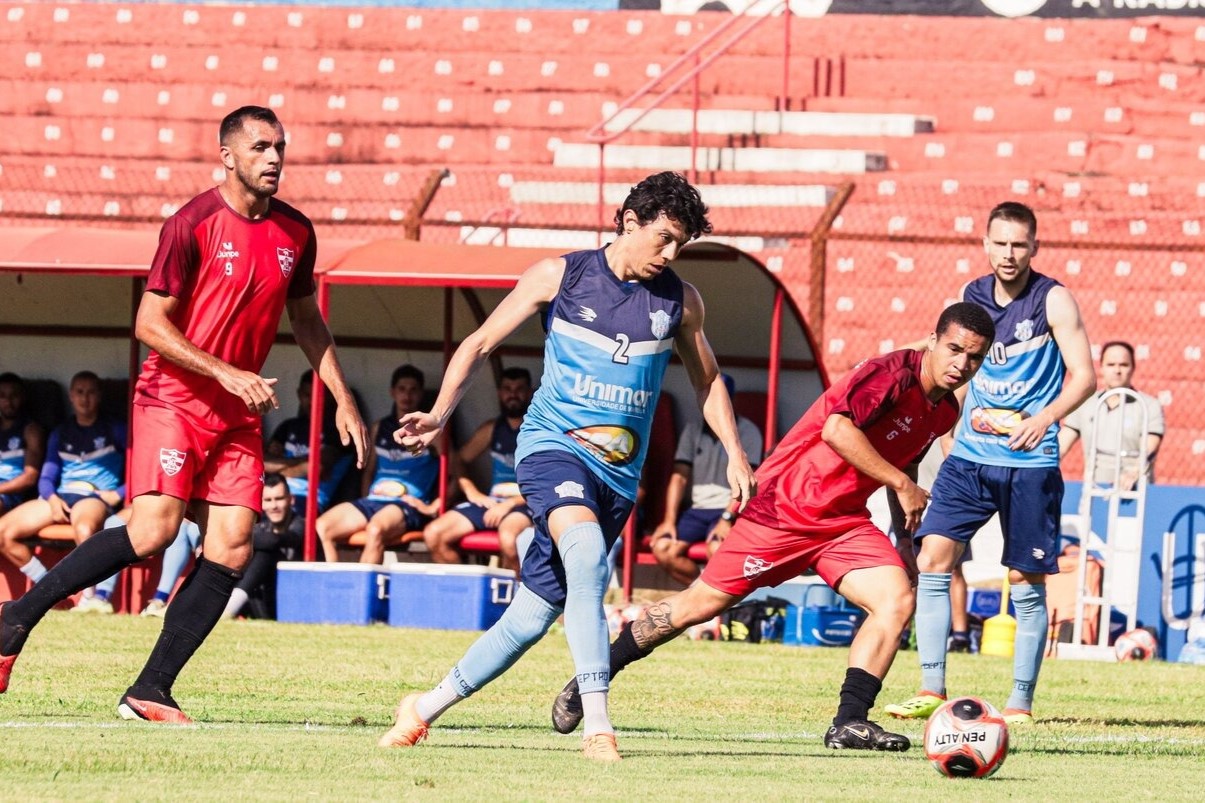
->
xmin=0 ymin=107 xmax=367 ymax=723
xmin=378 ymin=172 xmax=757 ymax=763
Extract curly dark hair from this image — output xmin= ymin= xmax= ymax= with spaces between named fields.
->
xmin=613 ymin=172 xmax=713 ymax=240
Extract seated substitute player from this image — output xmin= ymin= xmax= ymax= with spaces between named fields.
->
xmin=0 ymin=371 xmax=126 ymax=585
xmin=423 ymin=366 xmax=534 ymax=572
xmin=264 ymin=369 xmax=355 ymax=516
xmin=316 ymin=364 xmax=440 ymax=564
xmin=0 ymin=373 xmax=47 ymax=516
xmin=550 ymin=302 xmax=994 ymax=752
xmin=650 ymin=373 xmax=763 ymax=586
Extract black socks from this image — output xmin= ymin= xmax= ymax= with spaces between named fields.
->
xmin=833 ymin=667 xmax=883 ymax=726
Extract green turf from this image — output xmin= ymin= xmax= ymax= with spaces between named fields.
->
xmin=1 ymin=612 xmax=1201 ymax=800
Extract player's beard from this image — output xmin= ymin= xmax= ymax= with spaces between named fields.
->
xmin=237 ymin=163 xmax=279 ymax=199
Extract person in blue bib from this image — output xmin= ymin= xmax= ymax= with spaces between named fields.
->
xmin=887 ymin=202 xmax=1096 ymax=726
xmin=0 ymin=373 xmax=46 ymax=517
xmin=0 ymin=371 xmax=127 ymax=584
xmin=378 ymin=172 xmax=757 ymax=762
xmin=316 ymin=364 xmax=439 ymax=564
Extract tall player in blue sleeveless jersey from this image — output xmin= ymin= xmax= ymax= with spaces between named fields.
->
xmin=886 ymin=202 xmax=1095 ymax=725
xmin=378 ymin=172 xmax=757 ymax=762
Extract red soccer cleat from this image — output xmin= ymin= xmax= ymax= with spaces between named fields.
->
xmin=0 ymin=652 xmax=15 ymax=694
xmin=117 ymin=691 xmax=194 ymax=725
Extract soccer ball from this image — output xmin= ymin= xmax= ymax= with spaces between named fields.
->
xmin=924 ymin=696 xmax=1009 ymax=779
xmin=1114 ymin=628 xmax=1158 ymax=662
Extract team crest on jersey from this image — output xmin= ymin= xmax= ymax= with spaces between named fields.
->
xmin=1014 ymin=318 xmax=1034 ymax=342
xmin=743 ymin=555 xmax=772 ymax=580
xmin=649 ymin=309 xmax=672 ymax=340
xmin=159 ymin=448 xmax=186 ymax=477
xmin=6 ymin=437 xmax=17 ymax=450
xmin=277 ymin=246 xmax=295 ymax=277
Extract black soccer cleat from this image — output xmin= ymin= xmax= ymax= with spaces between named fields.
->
xmin=551 ymin=677 xmax=583 ymax=734
xmin=824 ymin=719 xmax=911 ymax=752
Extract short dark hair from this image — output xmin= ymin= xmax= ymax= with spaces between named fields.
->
xmin=986 ymin=201 xmax=1037 ymax=239
xmin=220 ymin=106 xmax=280 ymax=146
xmin=499 ymin=366 xmax=532 ymax=387
xmin=936 ymin=302 xmax=995 ymax=342
xmin=299 ymin=369 xmax=314 ymax=388
xmin=1100 ymin=341 xmax=1135 ymax=363
xmin=70 ymin=370 xmax=100 ymax=388
xmin=0 ymin=372 xmax=23 ymax=389
xmin=390 ymin=364 xmax=424 ymax=388
xmin=263 ymin=472 xmax=290 ymax=494
xmin=613 ymin=171 xmax=712 ymax=240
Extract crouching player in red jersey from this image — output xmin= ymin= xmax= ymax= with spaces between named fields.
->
xmin=551 ymin=302 xmax=994 ymax=751
xmin=0 ymin=106 xmax=367 ymax=722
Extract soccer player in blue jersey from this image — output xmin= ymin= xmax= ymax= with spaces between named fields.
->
xmin=378 ymin=172 xmax=757 ymax=762
xmin=886 ymin=202 xmax=1095 ymax=725
xmin=0 ymin=373 xmax=46 ymax=516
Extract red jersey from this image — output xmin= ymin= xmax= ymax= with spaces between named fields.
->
xmin=742 ymin=349 xmax=958 ymax=532
xmin=135 ymin=188 xmax=316 ymax=429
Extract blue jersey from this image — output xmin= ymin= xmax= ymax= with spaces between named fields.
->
xmin=0 ymin=416 xmax=33 ymax=484
xmin=952 ymin=271 xmax=1065 ymax=468
xmin=39 ymin=416 xmax=127 ymax=499
xmin=517 ymin=247 xmax=683 ymax=501
xmin=366 ymin=414 xmax=438 ymax=502
xmin=269 ymin=416 xmax=353 ymax=511
xmin=486 ymin=415 xmax=521 ymax=497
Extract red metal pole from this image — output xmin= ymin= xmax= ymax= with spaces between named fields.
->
xmin=690 ymin=55 xmax=700 ymax=185
xmin=597 ymin=144 xmax=606 ymax=248
xmin=781 ymin=2 xmax=791 ymax=110
xmin=622 ymin=511 xmax=635 ymax=605
xmin=303 ymin=278 xmax=330 ymax=562
xmin=766 ymin=287 xmax=784 ymax=453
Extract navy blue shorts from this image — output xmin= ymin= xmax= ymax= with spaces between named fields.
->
xmin=350 ymin=498 xmax=428 ymax=532
xmin=516 ymin=450 xmax=633 ymax=607
xmin=58 ymin=491 xmax=117 ymax=518
xmin=916 ymin=455 xmax=1062 ymax=575
xmin=0 ymin=492 xmax=28 ymax=512
xmin=451 ymin=499 xmax=533 ymax=531
xmin=664 ymin=507 xmax=724 ymax=545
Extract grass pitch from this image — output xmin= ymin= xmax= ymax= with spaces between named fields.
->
xmin=1 ymin=612 xmax=1202 ymax=801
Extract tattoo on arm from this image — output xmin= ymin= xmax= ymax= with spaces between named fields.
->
xmin=632 ymin=600 xmax=685 ymax=650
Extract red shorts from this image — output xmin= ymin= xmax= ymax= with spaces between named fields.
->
xmin=700 ymin=515 xmax=904 ymax=597
xmin=130 ymin=403 xmax=264 ymax=512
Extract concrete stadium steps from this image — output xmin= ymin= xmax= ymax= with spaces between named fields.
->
xmin=807 ymin=95 xmax=1205 ymax=139
xmin=553 ymin=142 xmax=886 ymax=174
xmin=603 ymin=108 xmax=933 ymax=138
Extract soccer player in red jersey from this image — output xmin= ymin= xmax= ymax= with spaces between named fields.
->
xmin=550 ymin=302 xmax=994 ymax=752
xmin=0 ymin=106 xmax=367 ymax=721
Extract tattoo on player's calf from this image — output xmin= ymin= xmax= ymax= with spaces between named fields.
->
xmin=634 ymin=601 xmax=681 ymax=648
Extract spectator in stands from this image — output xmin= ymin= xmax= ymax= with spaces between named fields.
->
xmin=223 ymin=472 xmax=303 ymax=620
xmin=1058 ymin=340 xmax=1164 ymax=490
xmin=317 ymin=365 xmax=439 ymax=564
xmin=651 ymin=374 xmax=763 ymax=586
xmin=0 ymin=373 xmax=46 ymax=516
xmin=73 ymin=507 xmax=200 ymax=616
xmin=423 ymin=367 xmax=534 ymax=571
xmin=0 ymin=371 xmax=126 ymax=585
xmin=264 ymin=370 xmax=356 ymax=517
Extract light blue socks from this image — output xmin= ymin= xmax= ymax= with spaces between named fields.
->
xmin=1005 ymin=583 xmax=1047 ymax=712
xmin=916 ymin=572 xmax=953 ymax=696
